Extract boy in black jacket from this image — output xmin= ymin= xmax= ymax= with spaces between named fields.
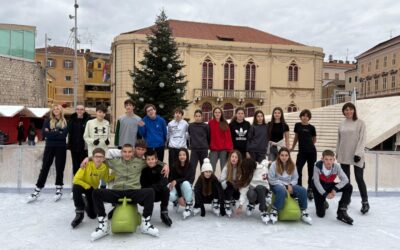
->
xmin=140 ymin=150 xmax=172 ymax=226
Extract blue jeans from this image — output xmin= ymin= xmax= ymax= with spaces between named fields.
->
xmin=270 ymin=184 xmax=307 ymax=211
xmin=169 ymin=181 xmax=193 ymax=203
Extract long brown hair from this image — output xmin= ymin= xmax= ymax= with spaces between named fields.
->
xmin=213 ymin=107 xmax=229 ymax=131
xmin=253 ymin=110 xmax=266 ymax=125
xmin=236 ymin=158 xmax=257 ymax=188
xmin=226 ymin=150 xmax=242 ymax=183
xmin=275 ymin=147 xmax=295 ymax=175
xmin=199 ymin=173 xmax=218 ymax=196
xmin=268 ymin=107 xmax=286 ymax=138
xmin=174 ymin=148 xmax=190 ymax=176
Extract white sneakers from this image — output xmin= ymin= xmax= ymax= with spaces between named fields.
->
xmin=90 ymin=216 xmax=109 ymax=241
xmin=140 ymin=216 xmax=159 ymax=237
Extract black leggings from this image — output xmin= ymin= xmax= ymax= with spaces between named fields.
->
xmin=341 ymin=163 xmax=368 ymax=202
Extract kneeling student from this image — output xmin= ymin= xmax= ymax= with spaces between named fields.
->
xmin=71 ymin=148 xmax=113 ymax=228
xmin=193 ymin=158 xmax=226 ymax=217
xmin=140 ymin=150 xmax=172 ymax=226
xmin=235 ymin=159 xmax=270 ymax=223
xmin=312 ymin=150 xmax=354 ymax=225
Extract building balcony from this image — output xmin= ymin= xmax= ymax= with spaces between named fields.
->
xmin=193 ymin=88 xmax=266 ymax=103
xmin=84 ymin=90 xmax=111 ymax=99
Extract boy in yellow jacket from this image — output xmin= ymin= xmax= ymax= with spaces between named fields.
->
xmin=71 ymin=148 xmax=114 ymax=228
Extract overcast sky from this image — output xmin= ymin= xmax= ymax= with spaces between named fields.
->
xmin=1 ymin=0 xmax=399 ymax=61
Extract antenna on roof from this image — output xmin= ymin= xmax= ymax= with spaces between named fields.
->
xmin=346 ymin=48 xmax=349 ymax=62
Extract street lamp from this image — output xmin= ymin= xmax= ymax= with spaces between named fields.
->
xmin=44 ymin=33 xmax=51 ymax=107
xmin=70 ymin=0 xmax=79 ymax=109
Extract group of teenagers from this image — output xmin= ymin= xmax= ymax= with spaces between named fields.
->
xmin=26 ymin=99 xmax=370 ymax=240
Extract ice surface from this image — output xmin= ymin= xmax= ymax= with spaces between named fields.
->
xmin=1 ymin=193 xmax=399 ymax=250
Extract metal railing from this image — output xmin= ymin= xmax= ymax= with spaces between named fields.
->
xmin=1 ymin=145 xmax=399 ymax=196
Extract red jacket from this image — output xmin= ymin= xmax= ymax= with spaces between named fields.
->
xmin=208 ymin=119 xmax=233 ymax=151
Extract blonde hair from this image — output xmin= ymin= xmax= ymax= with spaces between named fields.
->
xmin=49 ymin=105 xmax=67 ymax=129
xmin=275 ymin=147 xmax=295 ymax=175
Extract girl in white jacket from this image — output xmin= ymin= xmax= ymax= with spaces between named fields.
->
xmin=235 ymin=158 xmax=270 ymax=223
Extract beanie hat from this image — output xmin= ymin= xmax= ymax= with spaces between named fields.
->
xmin=201 ymin=158 xmax=213 ymax=172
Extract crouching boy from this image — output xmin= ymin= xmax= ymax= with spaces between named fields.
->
xmin=312 ymin=150 xmax=354 ymax=225
xmin=140 ymin=150 xmax=172 ymax=226
xmin=71 ymin=148 xmax=113 ymax=228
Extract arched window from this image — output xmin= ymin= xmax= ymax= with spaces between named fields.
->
xmin=288 ymin=61 xmax=298 ymax=82
xmin=245 ymin=103 xmax=255 ymax=117
xmin=245 ymin=61 xmax=256 ymax=98
xmin=287 ymin=102 xmax=298 ymax=113
xmin=224 ymin=58 xmax=235 ymax=97
xmin=223 ymin=103 xmax=234 ymax=119
xmin=201 ymin=102 xmax=212 ymax=122
xmin=202 ymin=58 xmax=213 ymax=96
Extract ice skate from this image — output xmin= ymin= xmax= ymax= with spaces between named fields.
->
xmin=90 ymin=216 xmax=109 ymax=241
xmin=361 ymin=201 xmax=370 ymax=214
xmin=160 ymin=210 xmax=172 ymax=227
xmin=193 ymin=207 xmax=201 ymax=216
xmin=301 ymin=210 xmax=312 ymax=225
xmin=270 ymin=207 xmax=278 ymax=224
xmin=246 ymin=204 xmax=255 ymax=216
xmin=212 ymin=199 xmax=220 ymax=216
xmin=27 ymin=188 xmax=41 ymax=203
xmin=307 ymin=187 xmax=314 ymax=201
xmin=140 ymin=216 xmax=159 ymax=237
xmin=337 ymin=207 xmax=354 ymax=225
xmin=224 ymin=201 xmax=232 ymax=217
xmin=182 ymin=202 xmax=193 ymax=220
xmin=265 ymin=191 xmax=272 ymax=206
xmin=54 ymin=186 xmax=63 ymax=202
xmin=71 ymin=211 xmax=84 ymax=228
xmin=261 ymin=211 xmax=269 ymax=224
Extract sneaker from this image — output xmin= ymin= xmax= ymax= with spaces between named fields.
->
xmin=193 ymin=207 xmax=201 ymax=216
xmin=301 ymin=210 xmax=312 ymax=225
xmin=224 ymin=201 xmax=232 ymax=217
xmin=54 ymin=185 xmax=63 ymax=202
xmin=90 ymin=216 xmax=109 ymax=241
xmin=212 ymin=199 xmax=220 ymax=216
xmin=246 ymin=204 xmax=255 ymax=216
xmin=71 ymin=211 xmax=84 ymax=228
xmin=270 ymin=208 xmax=278 ymax=224
xmin=337 ymin=207 xmax=354 ymax=225
xmin=261 ymin=211 xmax=269 ymax=224
xmin=182 ymin=202 xmax=193 ymax=220
xmin=140 ymin=216 xmax=159 ymax=237
xmin=361 ymin=201 xmax=370 ymax=214
xmin=160 ymin=211 xmax=172 ymax=227
xmin=307 ymin=187 xmax=314 ymax=201
xmin=27 ymin=187 xmax=41 ymax=203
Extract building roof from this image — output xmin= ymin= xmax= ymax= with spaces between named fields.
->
xmin=0 ymin=106 xmax=49 ymax=118
xmin=0 ymin=23 xmax=35 ymax=32
xmin=36 ymin=46 xmax=84 ymax=56
xmin=356 ymin=34 xmax=400 ymax=59
xmin=123 ymin=19 xmax=304 ymax=46
xmin=323 ymin=62 xmax=356 ymax=69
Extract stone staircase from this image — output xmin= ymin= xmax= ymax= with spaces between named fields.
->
xmin=284 ymin=104 xmax=344 ymax=152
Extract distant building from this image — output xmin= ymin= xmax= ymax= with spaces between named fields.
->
xmin=354 ymin=35 xmax=400 ymax=99
xmin=322 ymin=57 xmax=356 ymax=105
xmin=111 ymin=19 xmax=324 ymax=126
xmin=84 ymin=50 xmax=111 ymax=108
xmin=0 ymin=23 xmax=45 ymax=107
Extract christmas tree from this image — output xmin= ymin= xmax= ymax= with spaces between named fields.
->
xmin=127 ymin=10 xmax=189 ymax=121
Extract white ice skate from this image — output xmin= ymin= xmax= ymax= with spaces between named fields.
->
xmin=301 ymin=210 xmax=312 ymax=225
xmin=27 ymin=188 xmax=41 ymax=203
xmin=212 ymin=199 xmax=220 ymax=216
xmin=261 ymin=212 xmax=269 ymax=224
xmin=193 ymin=207 xmax=201 ymax=216
xmin=182 ymin=202 xmax=193 ymax=220
xmin=90 ymin=216 xmax=109 ymax=241
xmin=54 ymin=186 xmax=63 ymax=202
xmin=140 ymin=216 xmax=159 ymax=237
xmin=265 ymin=192 xmax=272 ymax=206
xmin=224 ymin=201 xmax=232 ymax=217
xmin=246 ymin=204 xmax=254 ymax=216
xmin=270 ymin=208 xmax=278 ymax=224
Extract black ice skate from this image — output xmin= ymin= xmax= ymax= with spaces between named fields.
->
xmin=161 ymin=210 xmax=172 ymax=227
xmin=337 ymin=208 xmax=353 ymax=225
xmin=71 ymin=211 xmax=84 ymax=228
xmin=360 ymin=201 xmax=370 ymax=214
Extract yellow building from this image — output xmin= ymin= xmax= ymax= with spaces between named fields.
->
xmin=111 ymin=20 xmax=324 ymax=126
xmin=355 ymin=35 xmax=400 ymax=99
xmin=84 ymin=50 xmax=111 ymax=108
xmin=35 ymin=46 xmax=86 ymax=109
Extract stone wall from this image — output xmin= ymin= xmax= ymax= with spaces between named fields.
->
xmin=0 ymin=55 xmax=45 ymax=107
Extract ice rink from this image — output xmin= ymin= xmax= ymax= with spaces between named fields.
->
xmin=1 ymin=192 xmax=399 ymax=250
